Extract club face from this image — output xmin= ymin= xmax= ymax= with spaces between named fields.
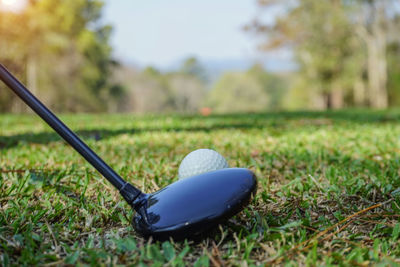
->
xmin=132 ymin=168 xmax=257 ymax=240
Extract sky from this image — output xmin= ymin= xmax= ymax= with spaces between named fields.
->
xmin=0 ymin=0 xmax=293 ymax=72
xmin=102 ymin=0 xmax=294 ymax=72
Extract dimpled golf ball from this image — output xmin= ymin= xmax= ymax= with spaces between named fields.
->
xmin=178 ymin=149 xmax=229 ymax=179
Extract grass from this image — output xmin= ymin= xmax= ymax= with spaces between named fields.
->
xmin=1 ymin=110 xmax=400 ymax=266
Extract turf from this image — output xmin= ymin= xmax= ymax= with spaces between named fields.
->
xmin=0 ymin=110 xmax=400 ymax=266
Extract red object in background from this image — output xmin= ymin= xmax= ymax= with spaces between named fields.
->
xmin=200 ymin=107 xmax=212 ymax=116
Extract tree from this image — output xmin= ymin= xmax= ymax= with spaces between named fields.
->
xmin=129 ymin=67 xmax=173 ymax=113
xmin=352 ymin=0 xmax=399 ymax=108
xmin=112 ymin=60 xmax=207 ymax=114
xmin=0 ymin=9 xmax=33 ymax=112
xmin=167 ymin=73 xmax=206 ymax=113
xmin=247 ymin=0 xmax=400 ymax=109
xmin=0 ymin=0 xmax=119 ymax=112
xmin=179 ymin=57 xmax=208 ymax=83
xmin=247 ymin=0 xmax=363 ymax=109
xmin=387 ymin=42 xmax=400 ymax=106
xmin=207 ymin=71 xmax=270 ymax=113
xmin=247 ymin=64 xmax=288 ymax=110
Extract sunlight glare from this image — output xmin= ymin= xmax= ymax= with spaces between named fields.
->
xmin=1 ymin=0 xmax=26 ymax=12
xmin=3 ymin=0 xmax=18 ymax=6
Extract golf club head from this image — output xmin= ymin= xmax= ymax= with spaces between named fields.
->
xmin=132 ymin=168 xmax=257 ymax=240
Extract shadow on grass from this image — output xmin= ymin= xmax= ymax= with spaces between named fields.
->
xmin=0 ymin=123 xmax=268 ymax=149
xmin=1 ymin=110 xmax=400 ymax=149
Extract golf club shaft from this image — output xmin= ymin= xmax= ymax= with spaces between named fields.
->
xmin=0 ymin=64 xmax=141 ymax=201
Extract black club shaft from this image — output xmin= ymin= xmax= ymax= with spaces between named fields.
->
xmin=0 ymin=64 xmax=142 ymax=204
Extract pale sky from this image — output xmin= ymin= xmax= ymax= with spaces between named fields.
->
xmin=102 ymin=0 xmax=292 ymax=71
xmin=0 ymin=0 xmax=292 ymax=71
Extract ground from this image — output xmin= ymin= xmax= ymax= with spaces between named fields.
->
xmin=0 ymin=110 xmax=399 ymax=266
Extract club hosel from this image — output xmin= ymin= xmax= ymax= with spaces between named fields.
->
xmin=119 ymin=182 xmax=145 ymax=206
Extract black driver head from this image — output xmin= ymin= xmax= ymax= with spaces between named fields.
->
xmin=132 ymin=168 xmax=257 ymax=240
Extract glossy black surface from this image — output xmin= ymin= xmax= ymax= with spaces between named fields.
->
xmin=133 ymin=168 xmax=257 ymax=239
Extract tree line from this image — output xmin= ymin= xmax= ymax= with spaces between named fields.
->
xmin=111 ymin=60 xmax=287 ymax=114
xmin=2 ymin=0 xmax=400 ymax=113
xmin=246 ymin=0 xmax=400 ymax=110
xmin=0 ymin=0 xmax=284 ymax=114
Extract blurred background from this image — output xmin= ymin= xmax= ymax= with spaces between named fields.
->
xmin=0 ymin=0 xmax=399 ymax=114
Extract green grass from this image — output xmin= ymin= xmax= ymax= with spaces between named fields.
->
xmin=1 ymin=110 xmax=400 ymax=266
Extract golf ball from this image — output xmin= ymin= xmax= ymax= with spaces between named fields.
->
xmin=178 ymin=149 xmax=229 ymax=179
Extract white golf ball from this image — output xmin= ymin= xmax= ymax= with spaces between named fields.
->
xmin=178 ymin=149 xmax=229 ymax=179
